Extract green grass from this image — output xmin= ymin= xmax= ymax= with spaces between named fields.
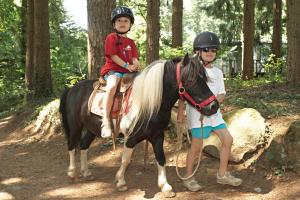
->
xmin=224 ymin=78 xmax=300 ymax=118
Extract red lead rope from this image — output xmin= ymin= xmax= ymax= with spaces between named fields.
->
xmin=176 ymin=63 xmax=216 ymax=111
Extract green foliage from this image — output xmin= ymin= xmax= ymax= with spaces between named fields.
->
xmin=0 ymin=0 xmax=88 ymax=114
xmin=225 ymin=77 xmax=299 ymax=118
xmin=0 ymin=0 xmax=25 ymax=112
xmin=50 ymin=24 xmax=88 ymax=94
xmin=198 ymin=0 xmax=243 ymax=45
xmin=48 ymin=0 xmax=88 ymax=94
xmin=263 ymin=54 xmax=285 ymax=82
xmin=255 ymin=0 xmax=273 ymax=42
xmin=159 ymin=45 xmax=190 ymax=60
xmin=65 ymin=74 xmax=86 ymax=88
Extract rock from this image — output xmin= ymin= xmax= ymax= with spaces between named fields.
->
xmin=283 ymin=120 xmax=300 ymax=174
xmin=136 ymin=171 xmax=142 ymax=176
xmin=254 ymin=187 xmax=262 ymax=193
xmin=264 ymin=136 xmax=286 ymax=167
xmin=203 ymin=108 xmax=267 ymax=162
xmin=0 ymin=192 xmax=15 ymax=200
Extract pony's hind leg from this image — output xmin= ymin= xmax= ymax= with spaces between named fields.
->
xmin=115 ymin=146 xmax=134 ymax=191
xmin=149 ymin=132 xmax=175 ymax=197
xmin=80 ymin=130 xmax=96 ymax=179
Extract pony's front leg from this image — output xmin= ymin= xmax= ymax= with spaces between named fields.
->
xmin=157 ymin=163 xmax=172 ymax=192
xmin=68 ymin=149 xmax=76 ymax=179
xmin=150 ymin=133 xmax=176 ymax=198
xmin=115 ymin=146 xmax=133 ymax=191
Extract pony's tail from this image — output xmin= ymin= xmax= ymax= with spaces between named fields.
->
xmin=59 ymin=88 xmax=70 ymax=139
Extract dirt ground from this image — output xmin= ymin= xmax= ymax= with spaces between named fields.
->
xmin=0 ymin=108 xmax=300 ymax=200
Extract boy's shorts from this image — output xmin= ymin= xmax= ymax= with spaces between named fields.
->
xmin=191 ymin=123 xmax=227 ymax=139
xmin=104 ymin=71 xmax=125 ymax=80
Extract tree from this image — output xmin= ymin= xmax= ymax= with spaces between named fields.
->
xmin=25 ymin=0 xmax=34 ymax=99
xmin=33 ymin=0 xmax=52 ymax=98
xmin=171 ymin=0 xmax=183 ymax=48
xmin=286 ymin=0 xmax=300 ymax=83
xmin=20 ymin=0 xmax=27 ymax=67
xmin=272 ymin=0 xmax=282 ymax=59
xmin=242 ymin=0 xmax=255 ymax=80
xmin=87 ymin=0 xmax=115 ymax=80
xmin=146 ymin=0 xmax=160 ymax=65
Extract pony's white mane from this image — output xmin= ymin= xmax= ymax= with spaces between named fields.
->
xmin=127 ymin=60 xmax=166 ymax=134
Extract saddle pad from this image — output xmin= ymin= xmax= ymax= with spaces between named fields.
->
xmin=90 ymin=92 xmax=104 ymax=116
xmin=90 ymin=91 xmax=122 ymax=118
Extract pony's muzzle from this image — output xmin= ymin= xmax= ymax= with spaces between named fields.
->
xmin=201 ymin=100 xmax=219 ymax=116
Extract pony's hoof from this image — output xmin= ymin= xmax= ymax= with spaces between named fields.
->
xmin=68 ymin=176 xmax=76 ymax=183
xmin=79 ymin=171 xmax=94 ymax=181
xmin=81 ymin=175 xmax=95 ymax=181
xmin=80 ymin=170 xmax=92 ymax=177
xmin=162 ymin=191 xmax=176 ymax=198
xmin=67 ymin=170 xmax=76 ymax=180
xmin=117 ymin=184 xmax=128 ymax=192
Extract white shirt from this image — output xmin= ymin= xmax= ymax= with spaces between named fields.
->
xmin=186 ymin=66 xmax=226 ymax=128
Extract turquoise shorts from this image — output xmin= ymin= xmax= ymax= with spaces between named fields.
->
xmin=104 ymin=71 xmax=125 ymax=80
xmin=191 ymin=123 xmax=227 ymax=139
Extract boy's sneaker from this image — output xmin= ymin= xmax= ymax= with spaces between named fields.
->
xmin=101 ymin=119 xmax=112 ymax=138
xmin=217 ymin=171 xmax=242 ymax=186
xmin=183 ymin=177 xmax=203 ymax=192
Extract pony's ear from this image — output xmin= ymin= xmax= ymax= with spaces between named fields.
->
xmin=182 ymin=53 xmax=190 ymax=66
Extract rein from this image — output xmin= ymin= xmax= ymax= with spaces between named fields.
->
xmin=175 ymin=115 xmax=204 ymax=181
xmin=176 ymin=63 xmax=216 ymax=111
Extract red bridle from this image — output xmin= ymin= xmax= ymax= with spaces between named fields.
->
xmin=176 ymin=63 xmax=216 ymax=111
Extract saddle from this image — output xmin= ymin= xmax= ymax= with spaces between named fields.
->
xmin=88 ymin=73 xmax=136 ymax=119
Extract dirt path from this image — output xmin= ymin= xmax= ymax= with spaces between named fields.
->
xmin=0 ymin=111 xmax=299 ymax=200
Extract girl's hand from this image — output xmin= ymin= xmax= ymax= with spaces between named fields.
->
xmin=127 ymin=64 xmax=138 ymax=72
xmin=132 ymin=58 xmax=140 ymax=70
xmin=216 ymin=94 xmax=225 ymax=104
xmin=177 ymin=99 xmax=185 ymax=123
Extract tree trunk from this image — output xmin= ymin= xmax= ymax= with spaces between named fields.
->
xmin=171 ymin=0 xmax=183 ymax=48
xmin=286 ymin=0 xmax=300 ymax=84
xmin=33 ymin=0 xmax=52 ymax=98
xmin=20 ymin=0 xmax=27 ymax=67
xmin=242 ymin=0 xmax=255 ymax=80
xmin=87 ymin=0 xmax=115 ymax=80
xmin=25 ymin=0 xmax=34 ymax=99
xmin=146 ymin=0 xmax=160 ymax=65
xmin=272 ymin=0 xmax=282 ymax=59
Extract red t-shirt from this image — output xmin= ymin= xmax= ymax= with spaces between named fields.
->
xmin=100 ymin=33 xmax=139 ymax=76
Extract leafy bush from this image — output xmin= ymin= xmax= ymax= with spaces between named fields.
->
xmin=263 ymin=54 xmax=285 ymax=82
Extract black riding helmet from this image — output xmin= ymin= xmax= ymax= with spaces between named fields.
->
xmin=111 ymin=6 xmax=134 ymax=24
xmin=193 ymin=31 xmax=220 ymax=52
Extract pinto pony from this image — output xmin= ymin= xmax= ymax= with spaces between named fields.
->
xmin=59 ymin=54 xmax=219 ymax=196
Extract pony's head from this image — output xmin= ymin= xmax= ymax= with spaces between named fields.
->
xmin=179 ymin=53 xmax=219 ymax=116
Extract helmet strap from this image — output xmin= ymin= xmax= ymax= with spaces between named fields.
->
xmin=113 ymin=23 xmax=131 ymax=35
xmin=115 ymin=29 xmax=130 ymax=34
xmin=198 ymin=51 xmax=217 ymax=66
